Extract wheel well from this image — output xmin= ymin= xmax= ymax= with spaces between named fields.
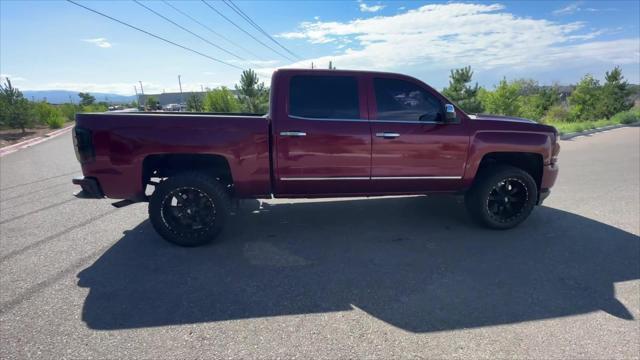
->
xmin=478 ymin=152 xmax=543 ymax=188
xmin=142 ymin=154 xmax=233 ymax=192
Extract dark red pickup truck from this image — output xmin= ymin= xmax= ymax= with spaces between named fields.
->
xmin=73 ymin=69 xmax=560 ymax=246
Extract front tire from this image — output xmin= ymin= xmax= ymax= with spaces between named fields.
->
xmin=465 ymin=165 xmax=538 ymax=229
xmin=149 ymin=172 xmax=230 ymax=246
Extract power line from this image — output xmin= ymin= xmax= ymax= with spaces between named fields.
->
xmin=200 ymin=0 xmax=295 ymax=62
xmin=133 ymin=0 xmax=246 ymax=62
xmin=162 ymin=0 xmax=266 ymax=61
xmin=66 ymin=0 xmax=244 ymax=70
xmin=223 ymin=0 xmax=301 ymax=60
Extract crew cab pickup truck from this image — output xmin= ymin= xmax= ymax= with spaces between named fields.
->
xmin=73 ymin=69 xmax=560 ymax=246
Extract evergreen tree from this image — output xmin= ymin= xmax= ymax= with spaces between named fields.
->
xmin=235 ymin=69 xmax=269 ymax=114
xmin=598 ymin=66 xmax=630 ymax=118
xmin=441 ymin=66 xmax=483 ymax=114
xmin=0 ymin=78 xmax=34 ymax=133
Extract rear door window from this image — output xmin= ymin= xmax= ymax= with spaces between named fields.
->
xmin=289 ymin=75 xmax=359 ymax=119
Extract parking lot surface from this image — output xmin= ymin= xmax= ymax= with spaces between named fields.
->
xmin=1 ymin=127 xmax=638 ymax=359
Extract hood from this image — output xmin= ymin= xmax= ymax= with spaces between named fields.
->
xmin=468 ymin=114 xmax=537 ymax=124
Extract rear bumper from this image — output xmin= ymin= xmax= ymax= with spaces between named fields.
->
xmin=72 ymin=176 xmax=104 ymax=199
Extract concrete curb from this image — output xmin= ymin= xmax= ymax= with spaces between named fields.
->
xmin=559 ymin=122 xmax=640 ymax=140
xmin=0 ymin=124 xmax=74 ymax=157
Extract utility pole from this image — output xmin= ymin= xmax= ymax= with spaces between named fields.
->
xmin=200 ymin=84 xmax=204 ymax=92
xmin=134 ymin=86 xmax=139 ymax=109
xmin=139 ymin=81 xmax=145 ymax=110
xmin=178 ymin=75 xmax=183 ymax=109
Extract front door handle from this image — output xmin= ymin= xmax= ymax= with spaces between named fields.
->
xmin=376 ymin=132 xmax=400 ymax=139
xmin=280 ymin=131 xmax=307 ymax=137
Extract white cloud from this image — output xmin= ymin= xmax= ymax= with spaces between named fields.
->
xmin=359 ymin=2 xmax=385 ymax=13
xmin=553 ymin=2 xmax=581 ymax=16
xmin=83 ymin=37 xmax=112 ymax=48
xmin=553 ymin=2 xmax=617 ymax=16
xmin=271 ymin=3 xmax=639 ymax=74
xmin=0 ymin=73 xmax=27 ymax=82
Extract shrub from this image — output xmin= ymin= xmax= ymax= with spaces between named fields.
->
xmin=186 ymin=94 xmax=204 ymax=112
xmin=59 ymin=103 xmax=78 ymax=122
xmin=46 ymin=115 xmax=65 ymax=129
xmin=541 ymin=105 xmax=570 ymax=123
xmin=204 ymin=87 xmax=241 ymax=113
xmin=81 ymin=104 xmax=108 ymax=112
xmin=610 ymin=108 xmax=640 ymax=125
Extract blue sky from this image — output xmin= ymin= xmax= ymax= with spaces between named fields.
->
xmin=1 ymin=0 xmax=639 ymax=95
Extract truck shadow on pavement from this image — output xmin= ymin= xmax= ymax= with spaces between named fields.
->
xmin=77 ymin=196 xmax=639 ymax=332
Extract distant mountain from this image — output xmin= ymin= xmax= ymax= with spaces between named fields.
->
xmin=22 ymin=90 xmax=136 ymax=104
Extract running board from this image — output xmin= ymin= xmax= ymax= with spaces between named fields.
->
xmin=111 ymin=196 xmax=147 ymax=208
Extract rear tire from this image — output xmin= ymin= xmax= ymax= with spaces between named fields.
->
xmin=465 ymin=165 xmax=538 ymax=229
xmin=149 ymin=172 xmax=230 ymax=247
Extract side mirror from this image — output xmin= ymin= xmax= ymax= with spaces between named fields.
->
xmin=445 ymin=104 xmax=457 ymax=122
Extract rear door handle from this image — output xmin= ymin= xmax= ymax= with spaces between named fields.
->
xmin=376 ymin=132 xmax=400 ymax=139
xmin=280 ymin=131 xmax=307 ymax=137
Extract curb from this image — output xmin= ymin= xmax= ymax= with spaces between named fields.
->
xmin=559 ymin=122 xmax=640 ymax=140
xmin=0 ymin=124 xmax=74 ymax=157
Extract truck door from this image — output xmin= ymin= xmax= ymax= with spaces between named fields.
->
xmin=273 ymin=73 xmax=371 ymax=196
xmin=368 ymin=76 xmax=469 ymax=193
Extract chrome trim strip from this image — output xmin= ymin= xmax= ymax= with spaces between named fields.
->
xmin=288 ymin=115 xmax=443 ymax=124
xmin=371 ymin=176 xmax=462 ymax=180
xmin=375 ymin=132 xmax=400 ymax=138
xmin=370 ymin=120 xmax=441 ymax=124
xmin=280 ymin=176 xmax=462 ymax=181
xmin=280 ymin=131 xmax=307 ymax=137
xmin=280 ymin=177 xmax=369 ymax=181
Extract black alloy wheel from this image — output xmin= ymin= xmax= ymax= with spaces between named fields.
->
xmin=486 ymin=178 xmax=529 ymax=223
xmin=465 ymin=165 xmax=538 ymax=229
xmin=149 ymin=172 xmax=230 ymax=246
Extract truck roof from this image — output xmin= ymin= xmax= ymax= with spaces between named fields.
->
xmin=273 ymin=68 xmax=412 ymax=78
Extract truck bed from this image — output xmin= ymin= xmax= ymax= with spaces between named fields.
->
xmin=75 ymin=112 xmax=272 ymax=199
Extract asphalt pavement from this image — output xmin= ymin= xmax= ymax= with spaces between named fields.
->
xmin=1 ymin=127 xmax=638 ymax=359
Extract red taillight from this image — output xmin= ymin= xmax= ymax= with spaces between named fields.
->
xmin=73 ymin=126 xmax=95 ymax=163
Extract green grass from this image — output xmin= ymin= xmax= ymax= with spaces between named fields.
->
xmin=544 ymin=108 xmax=640 ymax=135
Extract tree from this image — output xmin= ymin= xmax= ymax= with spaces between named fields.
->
xmin=514 ymin=80 xmax=560 ymax=121
xmin=441 ymin=66 xmax=483 ymax=113
xmin=0 ymin=78 xmax=34 ymax=133
xmin=78 ymin=92 xmax=96 ymax=107
xmin=479 ymin=78 xmax=522 ymax=116
xmin=568 ymin=74 xmax=601 ymax=121
xmin=235 ymin=69 xmax=269 ymax=113
xmin=203 ymin=87 xmax=240 ymax=113
xmin=186 ymin=94 xmax=204 ymax=112
xmin=598 ymin=66 xmax=630 ymax=118
xmin=145 ymin=96 xmax=159 ymax=111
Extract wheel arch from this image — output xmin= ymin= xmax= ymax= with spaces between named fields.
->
xmin=142 ymin=153 xmax=233 ymax=193
xmin=472 ymin=151 xmax=544 ymax=190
